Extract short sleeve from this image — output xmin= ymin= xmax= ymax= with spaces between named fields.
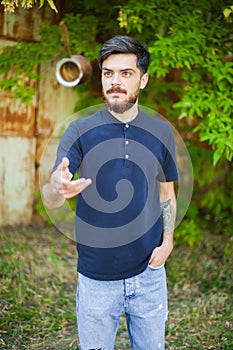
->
xmin=53 ymin=121 xmax=83 ymax=175
xmin=157 ymin=127 xmax=179 ymax=182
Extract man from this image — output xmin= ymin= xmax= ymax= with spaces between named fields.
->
xmin=42 ymin=35 xmax=178 ymax=350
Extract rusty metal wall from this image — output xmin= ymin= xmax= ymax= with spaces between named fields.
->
xmin=0 ymin=5 xmax=79 ymax=226
xmin=0 ymin=136 xmax=36 ymax=225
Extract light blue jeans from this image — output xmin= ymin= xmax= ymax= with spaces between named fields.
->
xmin=76 ymin=265 xmax=168 ymax=350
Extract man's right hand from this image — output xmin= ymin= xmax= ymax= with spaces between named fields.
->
xmin=42 ymin=157 xmax=92 ymax=209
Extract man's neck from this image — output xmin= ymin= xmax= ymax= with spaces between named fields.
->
xmin=109 ymin=103 xmax=139 ymax=123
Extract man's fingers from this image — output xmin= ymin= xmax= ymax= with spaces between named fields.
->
xmin=61 ymin=157 xmax=70 ymax=171
xmin=62 ymin=178 xmax=92 ymax=198
xmin=76 ymin=178 xmax=92 ymax=187
xmin=57 ymin=157 xmax=69 ymax=171
xmin=148 ymin=249 xmax=156 ymax=265
xmin=56 ymin=157 xmax=72 ymax=180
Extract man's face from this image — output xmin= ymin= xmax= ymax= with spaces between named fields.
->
xmin=101 ymin=54 xmax=148 ymax=114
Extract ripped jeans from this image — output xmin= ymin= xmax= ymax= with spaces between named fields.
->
xmin=76 ymin=265 xmax=168 ymax=350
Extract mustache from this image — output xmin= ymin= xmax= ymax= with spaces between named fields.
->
xmin=107 ymin=87 xmax=127 ymax=94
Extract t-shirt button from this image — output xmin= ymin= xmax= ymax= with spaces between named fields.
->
xmin=125 ymin=124 xmax=129 ymax=128
xmin=125 ymin=140 xmax=129 ymax=145
xmin=125 ymin=154 xmax=129 ymax=159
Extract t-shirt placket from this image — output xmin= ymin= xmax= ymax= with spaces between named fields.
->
xmin=123 ymin=123 xmax=131 ymax=168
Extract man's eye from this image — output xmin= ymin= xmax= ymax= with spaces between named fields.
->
xmin=103 ymin=71 xmax=112 ymax=77
xmin=122 ymin=71 xmax=131 ymax=77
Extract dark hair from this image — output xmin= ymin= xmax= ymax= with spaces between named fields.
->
xmin=98 ymin=35 xmax=151 ymax=75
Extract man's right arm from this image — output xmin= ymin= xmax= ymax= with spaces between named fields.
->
xmin=42 ymin=157 xmax=92 ymax=210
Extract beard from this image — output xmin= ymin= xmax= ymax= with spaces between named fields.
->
xmin=103 ymin=86 xmax=140 ymax=114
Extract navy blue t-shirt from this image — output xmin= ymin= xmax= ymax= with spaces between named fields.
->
xmin=53 ymin=108 xmax=179 ymax=280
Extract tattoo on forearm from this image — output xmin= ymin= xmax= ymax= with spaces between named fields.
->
xmin=160 ymin=199 xmax=175 ymax=234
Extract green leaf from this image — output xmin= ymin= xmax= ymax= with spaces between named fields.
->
xmin=39 ymin=0 xmax=58 ymax=13
xmin=213 ymin=148 xmax=223 ymax=166
xmin=223 ymin=8 xmax=232 ymax=19
xmin=39 ymin=0 xmax=45 ymax=8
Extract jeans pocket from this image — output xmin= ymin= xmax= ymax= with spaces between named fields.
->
xmin=148 ymin=263 xmax=164 ymax=270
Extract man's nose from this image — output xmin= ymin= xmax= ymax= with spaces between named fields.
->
xmin=111 ymin=73 xmax=121 ymax=85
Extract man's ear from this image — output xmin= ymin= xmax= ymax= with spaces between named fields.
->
xmin=140 ymin=73 xmax=149 ymax=89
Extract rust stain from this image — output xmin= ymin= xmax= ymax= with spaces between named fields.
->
xmin=12 ymin=8 xmax=36 ymax=41
xmin=37 ymin=113 xmax=55 ymax=137
xmin=0 ymin=92 xmax=36 ymax=137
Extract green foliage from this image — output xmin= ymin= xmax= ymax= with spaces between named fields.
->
xmin=0 ymin=22 xmax=62 ymax=103
xmin=188 ymin=141 xmax=233 ymax=219
xmin=223 ymin=5 xmax=233 ymax=22
xmin=173 ymin=139 xmax=233 ymax=247
xmin=62 ymin=14 xmax=101 ymax=61
xmin=175 ymin=219 xmax=204 ymax=248
xmin=174 ymin=58 xmax=233 ymax=166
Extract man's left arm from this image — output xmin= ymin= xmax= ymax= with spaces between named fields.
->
xmin=149 ymin=181 xmax=176 ymax=268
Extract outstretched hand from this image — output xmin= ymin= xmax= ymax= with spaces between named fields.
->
xmin=51 ymin=157 xmax=92 ymax=199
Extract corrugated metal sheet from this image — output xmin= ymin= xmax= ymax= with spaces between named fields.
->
xmin=0 ymin=136 xmax=36 ymax=225
xmin=0 ymin=6 xmax=79 ymax=226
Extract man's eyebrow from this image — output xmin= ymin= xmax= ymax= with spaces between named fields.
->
xmin=102 ymin=67 xmax=136 ymax=72
xmin=121 ymin=68 xmax=136 ymax=72
xmin=102 ymin=67 xmax=113 ymax=71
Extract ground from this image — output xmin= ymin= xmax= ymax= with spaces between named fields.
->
xmin=0 ymin=223 xmax=232 ymax=349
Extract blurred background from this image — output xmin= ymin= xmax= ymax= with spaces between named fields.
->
xmin=0 ymin=1 xmax=232 ymax=349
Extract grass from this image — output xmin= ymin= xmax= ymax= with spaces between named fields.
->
xmin=0 ymin=224 xmax=232 ymax=349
